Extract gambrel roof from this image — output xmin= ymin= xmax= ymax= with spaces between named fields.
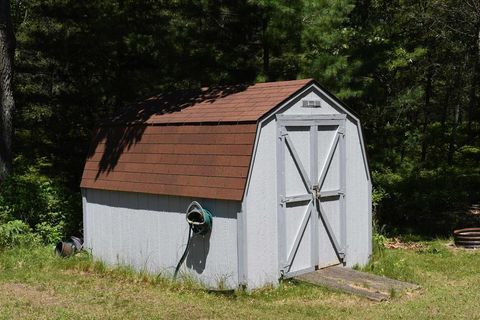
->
xmin=81 ymin=79 xmax=313 ymax=200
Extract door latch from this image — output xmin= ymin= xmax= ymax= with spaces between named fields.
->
xmin=312 ymin=185 xmax=320 ymax=199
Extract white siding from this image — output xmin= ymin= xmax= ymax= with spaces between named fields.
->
xmin=344 ymin=120 xmax=371 ymax=266
xmin=83 ymin=189 xmax=240 ymax=289
xmin=244 ymin=117 xmax=279 ymax=288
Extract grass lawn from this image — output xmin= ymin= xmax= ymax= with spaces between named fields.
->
xmin=0 ymin=239 xmax=479 ymax=319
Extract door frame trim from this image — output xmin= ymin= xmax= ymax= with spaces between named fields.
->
xmin=276 ymin=114 xmax=347 ymax=121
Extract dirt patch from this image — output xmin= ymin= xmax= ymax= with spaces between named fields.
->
xmin=0 ymin=283 xmax=62 ymax=307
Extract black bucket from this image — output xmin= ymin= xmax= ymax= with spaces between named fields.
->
xmin=55 ymin=236 xmax=84 ymax=257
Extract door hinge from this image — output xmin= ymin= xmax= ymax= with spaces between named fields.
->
xmin=280 ymin=264 xmax=290 ymax=277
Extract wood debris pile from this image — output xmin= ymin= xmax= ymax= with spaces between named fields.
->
xmin=385 ymin=238 xmax=426 ymax=250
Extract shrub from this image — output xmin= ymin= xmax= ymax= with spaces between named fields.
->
xmin=0 ymin=162 xmax=81 ymax=245
xmin=0 ymin=220 xmax=40 ymax=248
xmin=35 ymin=221 xmax=64 ymax=244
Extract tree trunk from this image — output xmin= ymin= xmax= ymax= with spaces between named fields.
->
xmin=0 ymin=0 xmax=15 ymax=181
xmin=440 ymin=80 xmax=451 ymax=130
xmin=420 ymin=66 xmax=433 ymax=163
xmin=467 ymin=23 xmax=480 ymax=142
xmin=447 ymin=104 xmax=460 ymax=165
xmin=262 ymin=14 xmax=270 ymax=81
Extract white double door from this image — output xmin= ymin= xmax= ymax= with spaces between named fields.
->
xmin=277 ymin=114 xmax=346 ymax=278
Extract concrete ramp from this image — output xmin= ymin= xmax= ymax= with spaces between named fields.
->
xmin=295 ymin=266 xmax=420 ymax=301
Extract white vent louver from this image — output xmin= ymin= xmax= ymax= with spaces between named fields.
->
xmin=302 ymin=100 xmax=322 ymax=108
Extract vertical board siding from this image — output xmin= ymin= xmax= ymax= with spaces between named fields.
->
xmin=81 ymin=189 xmax=88 ymax=247
xmin=83 ymin=189 xmax=240 ymax=289
xmin=345 ymin=120 xmax=371 ymax=266
xmin=245 ymin=118 xmax=280 ymax=288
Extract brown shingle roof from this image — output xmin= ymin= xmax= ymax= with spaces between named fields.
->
xmin=109 ymin=79 xmax=313 ymax=125
xmin=81 ymin=79 xmax=313 ymax=201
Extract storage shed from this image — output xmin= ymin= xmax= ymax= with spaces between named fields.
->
xmin=81 ymin=79 xmax=372 ymax=289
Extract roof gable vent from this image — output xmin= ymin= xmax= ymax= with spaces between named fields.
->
xmin=302 ymin=100 xmax=322 ymax=108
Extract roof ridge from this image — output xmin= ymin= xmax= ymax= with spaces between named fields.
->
xmin=107 ymin=79 xmax=314 ymax=126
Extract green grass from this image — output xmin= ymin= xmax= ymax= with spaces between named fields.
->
xmin=0 ymin=240 xmax=479 ymax=319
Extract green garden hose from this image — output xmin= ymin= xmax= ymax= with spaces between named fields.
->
xmin=174 ymin=224 xmax=193 ymax=279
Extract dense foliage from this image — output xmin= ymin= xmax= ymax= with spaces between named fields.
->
xmin=0 ymin=0 xmax=479 ymax=241
xmin=0 ymin=158 xmax=81 ymax=245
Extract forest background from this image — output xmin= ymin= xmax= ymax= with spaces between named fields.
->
xmin=1 ymin=0 xmax=479 ymax=244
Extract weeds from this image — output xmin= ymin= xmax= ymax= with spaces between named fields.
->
xmin=0 ymin=240 xmax=479 ymax=319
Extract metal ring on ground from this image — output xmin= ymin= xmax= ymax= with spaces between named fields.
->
xmin=454 ymin=228 xmax=480 ymax=248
